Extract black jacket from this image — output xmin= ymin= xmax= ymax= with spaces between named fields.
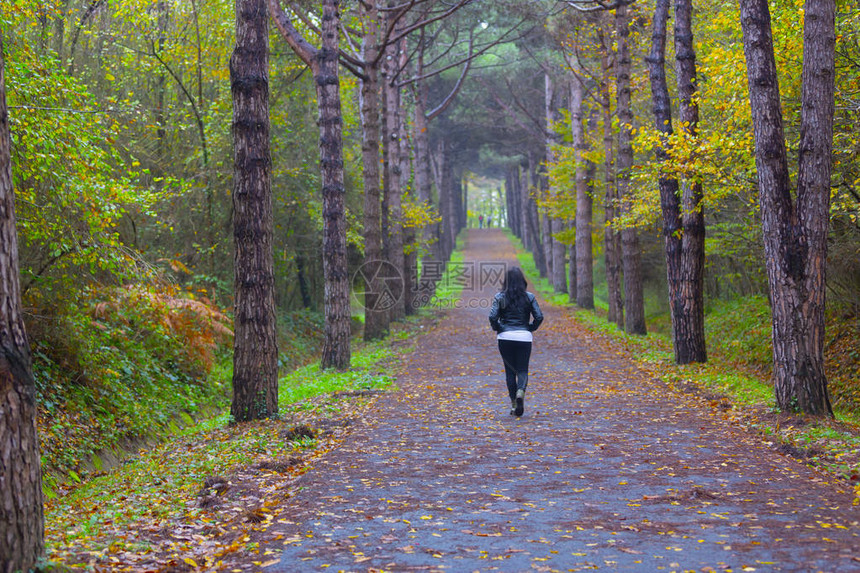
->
xmin=488 ymin=291 xmax=543 ymax=333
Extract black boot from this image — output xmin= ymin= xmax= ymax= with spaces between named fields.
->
xmin=514 ymin=389 xmax=524 ymax=417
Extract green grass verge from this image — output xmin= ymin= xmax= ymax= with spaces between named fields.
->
xmin=428 ymin=232 xmax=468 ymax=306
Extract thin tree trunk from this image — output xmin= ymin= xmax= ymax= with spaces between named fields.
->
xmin=616 ymin=2 xmax=646 ymax=335
xmin=649 ymin=0 xmax=685 ymax=355
xmin=359 ymin=1 xmax=389 ymax=340
xmin=571 ymin=75 xmax=594 ymax=308
xmin=601 ymin=47 xmax=623 ymax=328
xmin=505 ymin=167 xmax=517 ymax=238
xmin=520 ymin=165 xmax=532 ymax=252
xmin=438 ymin=140 xmax=455 ymax=260
xmin=739 ymin=0 xmax=835 ymax=415
xmin=0 ymin=30 xmax=45 ymax=572
xmin=568 ymin=240 xmax=577 ymax=304
xmin=528 ymin=156 xmax=548 ymax=277
xmin=546 ymin=74 xmax=567 ymax=293
xmin=296 ymin=253 xmax=312 ymax=309
xmin=457 ymin=171 xmax=467 ymax=232
xmin=413 ymin=71 xmax=438 ymax=299
xmin=316 ymin=0 xmax=351 ymax=369
xmin=230 ymin=0 xmax=278 ymax=421
xmin=541 ymin=208 xmax=554 ymax=280
xmin=551 ymin=216 xmax=567 ymax=293
xmin=674 ymin=0 xmax=707 ymax=362
xmin=399 ymin=53 xmax=416 ymax=315
xmin=383 ymin=14 xmax=406 ymax=321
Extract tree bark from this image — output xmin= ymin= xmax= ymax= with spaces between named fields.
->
xmin=541 ymin=199 xmax=554 ymax=281
xmin=316 ymin=0 xmax=351 ymax=369
xmin=412 ymin=64 xmax=441 ymax=297
xmin=616 ymin=2 xmax=646 ymax=335
xmin=382 ymin=11 xmax=406 ymax=321
xmin=437 ymin=139 xmax=455 ymax=260
xmin=527 ymin=155 xmax=548 ymax=277
xmin=0 ymin=29 xmax=45 ymax=572
xmin=601 ymin=46 xmax=623 ymax=328
xmin=739 ymin=0 xmax=835 ymax=415
xmin=398 ymin=48 xmax=416 ymax=316
xmin=359 ymin=1 xmax=389 ymax=340
xmin=571 ymin=74 xmax=594 ymax=309
xmin=649 ymin=0 xmax=685 ymax=355
xmin=270 ymin=0 xmax=351 ymax=369
xmin=674 ymin=0 xmax=707 ymax=362
xmin=456 ymin=171 xmax=467 ymax=232
xmin=568 ymin=240 xmax=577 ymax=304
xmin=551 ymin=216 xmax=567 ymax=293
xmin=230 ymin=0 xmax=279 ymax=421
xmin=505 ymin=167 xmax=518 ymax=239
xmin=520 ymin=165 xmax=532 ymax=252
xmin=546 ymin=74 xmax=567 ymax=294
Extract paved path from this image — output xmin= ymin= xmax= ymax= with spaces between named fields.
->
xmin=267 ymin=229 xmax=859 ymax=572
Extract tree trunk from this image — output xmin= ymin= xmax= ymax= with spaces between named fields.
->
xmin=674 ymin=0 xmax=707 ymax=362
xmin=541 ymin=207 xmax=554 ymax=280
xmin=296 ymin=253 xmax=312 ymax=309
xmin=230 ymin=0 xmax=279 ymax=421
xmin=382 ymin=18 xmax=406 ymax=321
xmin=316 ymin=0 xmax=351 ymax=369
xmin=0 ymin=30 xmax=45 ymax=572
xmin=505 ymin=167 xmax=518 ymax=238
xmin=568 ymin=240 xmax=577 ymax=304
xmin=739 ymin=0 xmax=835 ymax=415
xmin=551 ymin=216 xmax=567 ymax=293
xmin=413 ymin=73 xmax=439 ymax=299
xmin=437 ymin=140 xmax=455 ymax=260
xmin=527 ymin=156 xmax=548 ymax=277
xmin=649 ymin=0 xmax=686 ymax=354
xmin=546 ymin=74 xmax=567 ymax=293
xmin=520 ymin=165 xmax=532 ymax=252
xmin=601 ymin=48 xmax=623 ymax=328
xmin=269 ymin=0 xmax=352 ymax=368
xmin=456 ymin=171 xmax=467 ymax=232
xmin=359 ymin=2 xmax=389 ymax=340
xmin=571 ymin=75 xmax=594 ymax=308
xmin=399 ymin=53 xmax=416 ymax=316
xmin=616 ymin=2 xmax=647 ymax=335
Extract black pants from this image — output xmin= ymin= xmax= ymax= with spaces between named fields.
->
xmin=498 ymin=339 xmax=532 ymax=402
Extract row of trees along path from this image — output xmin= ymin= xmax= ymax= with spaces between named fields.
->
xmin=219 ymin=229 xmax=860 ymax=572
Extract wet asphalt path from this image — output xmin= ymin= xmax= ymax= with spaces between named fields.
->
xmin=266 ymin=229 xmax=860 ymax=572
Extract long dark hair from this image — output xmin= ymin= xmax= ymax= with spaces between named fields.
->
xmin=501 ymin=267 xmax=528 ymax=309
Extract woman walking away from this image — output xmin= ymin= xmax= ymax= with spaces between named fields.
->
xmin=489 ymin=267 xmax=543 ymax=417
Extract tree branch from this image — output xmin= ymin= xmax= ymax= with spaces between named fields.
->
xmin=268 ymin=0 xmax=318 ymax=69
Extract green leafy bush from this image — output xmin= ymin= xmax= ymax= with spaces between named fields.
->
xmin=31 ymin=284 xmax=233 ymax=479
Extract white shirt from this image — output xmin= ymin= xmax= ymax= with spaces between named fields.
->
xmin=497 ymin=329 xmax=533 ymax=342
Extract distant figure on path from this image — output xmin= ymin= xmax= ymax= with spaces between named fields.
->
xmin=488 ymin=267 xmax=543 ymax=416
xmin=487 ymin=216 xmax=492 ymax=227
xmin=478 ymin=214 xmax=484 ymax=228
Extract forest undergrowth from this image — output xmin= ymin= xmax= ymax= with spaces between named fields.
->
xmin=32 ymin=282 xmax=326 ymax=495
